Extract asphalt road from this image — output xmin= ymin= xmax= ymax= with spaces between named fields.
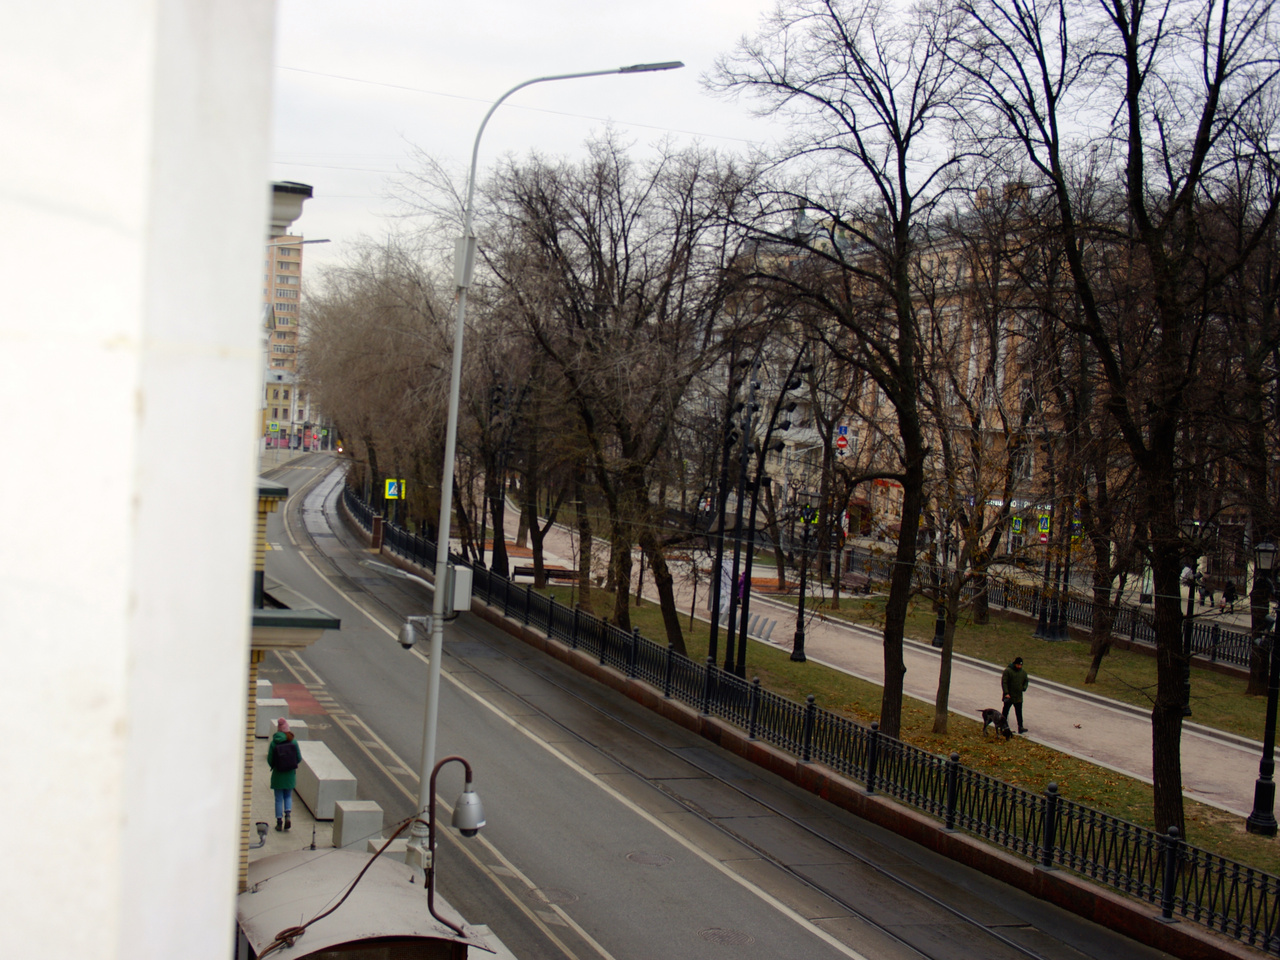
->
xmin=258 ymin=454 xmax=1173 ymax=960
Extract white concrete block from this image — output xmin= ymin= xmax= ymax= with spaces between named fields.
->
xmin=255 ymin=699 xmax=289 ymax=738
xmin=269 ymin=717 xmax=308 ymax=740
xmin=366 ymin=838 xmax=410 ymax=862
xmin=333 ymin=800 xmax=383 ymax=849
xmin=256 ymin=677 xmax=273 ymax=700
xmin=294 ymin=740 xmax=356 ymax=820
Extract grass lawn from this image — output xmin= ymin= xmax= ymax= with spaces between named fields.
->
xmin=545 ymin=581 xmax=1280 ymax=874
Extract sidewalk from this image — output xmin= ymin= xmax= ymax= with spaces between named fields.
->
xmin=248 ymin=729 xmax=333 ymax=866
xmin=497 ymin=503 xmax=1266 ymax=820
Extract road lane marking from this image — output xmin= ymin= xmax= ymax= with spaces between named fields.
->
xmin=281 ymin=470 xmax=865 ymax=960
xmin=437 ymin=653 xmax=871 ymax=960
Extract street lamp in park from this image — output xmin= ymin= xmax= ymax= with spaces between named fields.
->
xmin=1246 ymin=541 xmax=1280 ymax=835
xmin=424 ymin=59 xmax=682 ymax=778
xmin=791 ymin=502 xmax=818 ymax=662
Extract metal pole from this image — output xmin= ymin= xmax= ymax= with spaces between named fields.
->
xmin=416 ymin=58 xmax=683 ymax=859
xmin=792 ymin=517 xmax=811 ymax=662
xmin=1247 ymin=605 xmax=1280 ymax=835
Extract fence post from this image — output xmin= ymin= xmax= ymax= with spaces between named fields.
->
xmin=702 ymin=657 xmax=715 ymax=715
xmin=866 ymin=722 xmax=880 ymax=794
xmin=1161 ymin=826 xmax=1181 ymax=920
xmin=1129 ymin=611 xmax=1138 ymax=644
xmin=1041 ymin=782 xmax=1059 ymax=868
xmin=663 ymin=644 xmax=674 ymax=698
xmin=945 ymin=752 xmax=960 ymax=830
xmin=801 ymin=694 xmax=816 ymax=763
xmin=748 ymin=678 xmax=762 ymax=740
xmin=523 ymin=584 xmax=533 ymax=626
xmin=571 ymin=606 xmax=580 ymax=650
xmin=628 ymin=627 xmax=640 ymax=678
xmin=547 ymin=595 xmax=558 ymax=641
xmin=1210 ymin=623 xmax=1220 ymax=662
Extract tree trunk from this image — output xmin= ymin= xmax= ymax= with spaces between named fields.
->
xmin=609 ymin=515 xmax=632 ymax=630
xmin=1150 ymin=538 xmax=1187 ymax=838
xmin=932 ymin=608 xmax=958 ymax=735
xmin=574 ymin=469 xmax=594 ymax=615
xmin=880 ymin=448 xmax=925 ymax=739
xmin=486 ymin=466 xmax=509 ymax=578
xmin=638 ymin=527 xmax=688 ymax=656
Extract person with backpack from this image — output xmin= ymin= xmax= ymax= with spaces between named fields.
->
xmin=267 ymin=718 xmax=301 ymax=831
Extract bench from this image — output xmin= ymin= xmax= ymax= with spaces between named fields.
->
xmin=512 ymin=565 xmax=579 ymax=582
xmin=294 ymin=740 xmax=357 ymax=820
xmin=841 ymin=572 xmax=873 ymax=594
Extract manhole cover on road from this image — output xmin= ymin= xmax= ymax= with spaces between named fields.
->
xmin=527 ymin=887 xmax=580 ymax=906
xmin=626 ymin=851 xmax=674 ymax=866
xmin=698 ymin=928 xmax=756 ymax=946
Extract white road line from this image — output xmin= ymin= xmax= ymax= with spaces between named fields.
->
xmin=283 ymin=470 xmax=867 ymax=960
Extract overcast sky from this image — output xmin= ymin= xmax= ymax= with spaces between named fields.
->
xmin=271 ymin=0 xmax=787 ymax=273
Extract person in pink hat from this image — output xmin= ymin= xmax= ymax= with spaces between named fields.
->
xmin=266 ymin=718 xmax=301 ymax=831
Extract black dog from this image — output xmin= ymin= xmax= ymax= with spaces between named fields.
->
xmin=981 ymin=708 xmax=1013 ymax=740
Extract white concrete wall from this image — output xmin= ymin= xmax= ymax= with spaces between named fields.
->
xmin=0 ymin=3 xmax=275 ymax=957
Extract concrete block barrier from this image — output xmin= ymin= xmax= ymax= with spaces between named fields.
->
xmin=294 ymin=740 xmax=356 ymax=820
xmin=333 ymin=800 xmax=383 ymax=848
xmin=270 ymin=717 xmax=308 ymax=740
xmin=255 ymin=699 xmax=289 ymax=738
xmin=366 ymin=837 xmax=409 ymax=862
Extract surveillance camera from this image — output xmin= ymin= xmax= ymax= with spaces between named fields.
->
xmin=451 ymin=785 xmax=486 ymax=838
xmin=398 ymin=620 xmax=419 ymax=649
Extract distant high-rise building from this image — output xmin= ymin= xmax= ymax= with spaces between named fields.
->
xmin=265 ymin=237 xmax=303 ymax=371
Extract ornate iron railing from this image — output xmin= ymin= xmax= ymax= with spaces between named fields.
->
xmin=345 ymin=484 xmax=1280 ymax=953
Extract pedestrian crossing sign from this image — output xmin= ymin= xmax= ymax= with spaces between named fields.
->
xmin=1011 ymin=517 xmax=1023 ymax=534
xmin=385 ymin=479 xmax=404 ymax=500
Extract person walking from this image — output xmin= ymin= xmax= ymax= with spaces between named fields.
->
xmin=1222 ymin=581 xmax=1238 ymax=614
xmin=267 ymin=718 xmax=301 ymax=831
xmin=1001 ymin=657 xmax=1030 ymax=734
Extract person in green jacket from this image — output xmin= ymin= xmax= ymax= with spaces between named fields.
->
xmin=267 ymin=719 xmax=301 ymax=831
xmin=1001 ymin=657 xmax=1030 ymax=734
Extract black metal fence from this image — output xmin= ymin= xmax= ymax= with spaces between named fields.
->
xmin=845 ymin=545 xmax=1258 ymax=669
xmin=343 ymin=484 xmax=1280 ymax=953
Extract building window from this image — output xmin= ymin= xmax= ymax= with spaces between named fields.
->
xmin=276 ymin=275 xmax=299 ymax=285
xmin=275 ymin=289 xmax=297 ymax=298
xmin=272 ymin=389 xmax=279 ymax=399
xmin=283 ymin=390 xmax=290 ymax=400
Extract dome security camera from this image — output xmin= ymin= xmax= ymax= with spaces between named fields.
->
xmin=451 ymin=782 xmax=486 ymax=838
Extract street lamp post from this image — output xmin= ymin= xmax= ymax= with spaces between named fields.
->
xmin=417 ymin=59 xmax=682 ymax=849
xmin=422 ymin=756 xmax=486 ymax=936
xmin=1246 ymin=541 xmax=1280 ymax=835
xmin=791 ymin=503 xmax=817 ymax=662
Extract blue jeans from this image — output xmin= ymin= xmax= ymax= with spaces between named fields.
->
xmin=274 ymin=788 xmax=293 ymax=818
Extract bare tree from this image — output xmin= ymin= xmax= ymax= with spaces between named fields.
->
xmin=301 ymin=239 xmax=452 ymax=532
xmin=483 ymin=135 xmax=748 ymax=652
xmin=712 ymin=0 xmax=966 ymax=737
xmin=955 ymin=0 xmax=1280 ymax=834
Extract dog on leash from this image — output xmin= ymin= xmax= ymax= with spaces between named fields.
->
xmin=980 ymin=708 xmax=1013 ymax=740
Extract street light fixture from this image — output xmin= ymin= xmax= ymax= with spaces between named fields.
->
xmin=421 ymin=756 xmax=486 ymax=937
xmin=413 ymin=58 xmax=681 ymax=866
xmin=1247 ymin=542 xmax=1280 ymax=835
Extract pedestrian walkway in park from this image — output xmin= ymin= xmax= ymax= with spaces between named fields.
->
xmin=494 ymin=503 xmax=1268 ymax=822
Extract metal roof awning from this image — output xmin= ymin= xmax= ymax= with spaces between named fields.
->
xmin=238 ymin=848 xmax=495 ymax=957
